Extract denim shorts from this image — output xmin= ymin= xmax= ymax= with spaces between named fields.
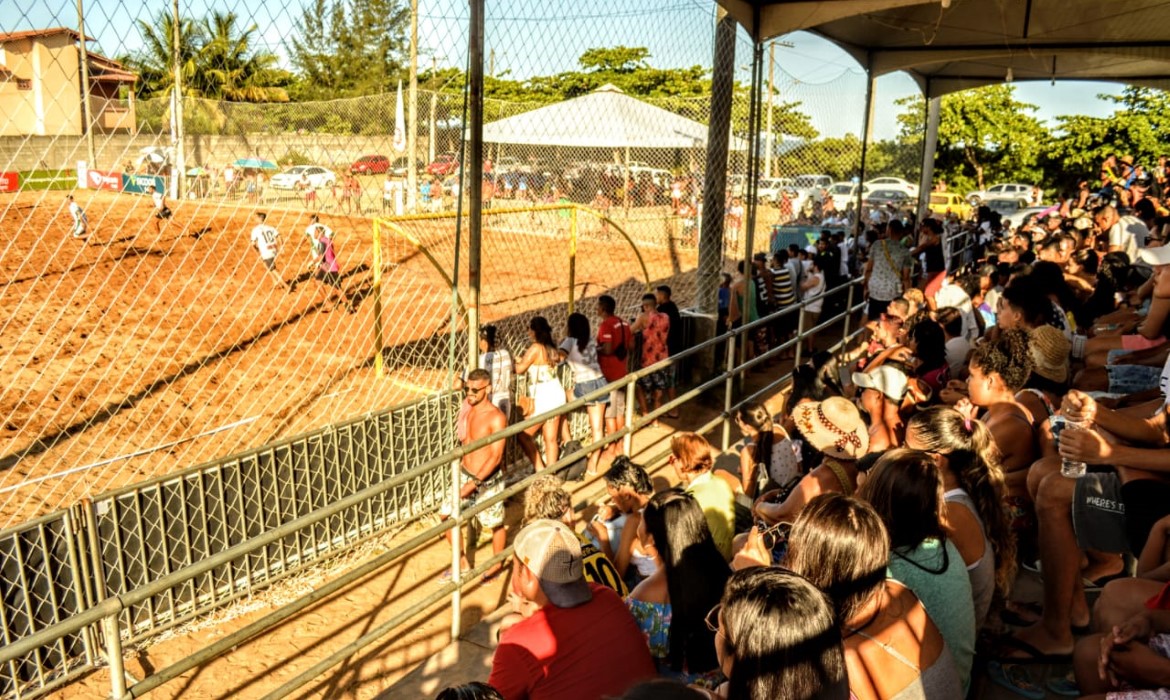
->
xmin=573 ymin=376 xmax=610 ymax=406
xmin=1106 ymin=362 xmax=1164 ymax=394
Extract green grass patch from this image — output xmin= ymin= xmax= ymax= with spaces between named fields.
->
xmin=19 ymin=169 xmax=74 ymax=191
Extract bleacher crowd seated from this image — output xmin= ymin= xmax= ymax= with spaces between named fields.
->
xmin=441 ymin=159 xmax=1170 ymax=700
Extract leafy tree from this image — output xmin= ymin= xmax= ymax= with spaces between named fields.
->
xmin=287 ymin=0 xmax=410 ymax=99
xmin=127 ymin=12 xmax=203 ymax=99
xmin=1043 ymin=87 xmax=1170 ymax=190
xmin=896 ymin=85 xmax=1048 ymax=193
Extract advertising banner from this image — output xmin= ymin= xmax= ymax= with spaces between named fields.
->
xmin=0 ymin=172 xmax=18 ymax=193
xmin=121 ymin=173 xmax=166 ymax=195
xmin=86 ymin=169 xmax=123 ymax=191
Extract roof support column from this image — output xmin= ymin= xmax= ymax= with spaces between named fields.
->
xmin=917 ymin=90 xmax=941 ymax=221
xmin=852 ymin=55 xmax=875 ymax=245
xmin=693 ymin=7 xmax=737 ymax=376
xmin=743 ymin=39 xmax=764 ymax=287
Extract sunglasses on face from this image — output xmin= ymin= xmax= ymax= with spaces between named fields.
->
xmin=463 ymin=385 xmax=489 ymax=395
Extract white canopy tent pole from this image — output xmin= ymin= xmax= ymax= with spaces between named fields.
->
xmin=917 ymin=93 xmax=941 ymax=221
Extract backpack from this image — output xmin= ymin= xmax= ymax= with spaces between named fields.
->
xmin=554 ymin=440 xmax=588 ymax=482
xmin=613 ymin=321 xmax=629 ymax=361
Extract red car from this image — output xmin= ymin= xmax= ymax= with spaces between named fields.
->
xmin=350 ymin=155 xmax=390 ymax=175
xmin=427 ymin=153 xmax=460 ymax=177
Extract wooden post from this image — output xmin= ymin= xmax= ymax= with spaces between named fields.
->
xmin=568 ymin=206 xmax=578 ymax=314
xmin=373 ymin=220 xmax=385 ymax=378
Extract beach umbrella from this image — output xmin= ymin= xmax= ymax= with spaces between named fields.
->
xmin=186 ymin=167 xmax=207 ymax=176
xmin=234 ymin=158 xmax=277 ymax=170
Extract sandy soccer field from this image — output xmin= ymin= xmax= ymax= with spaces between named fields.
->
xmin=0 ymin=189 xmax=697 ymax=527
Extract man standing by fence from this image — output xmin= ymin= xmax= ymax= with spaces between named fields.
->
xmin=440 ymin=368 xmax=508 ymax=582
xmin=596 ymin=295 xmax=631 ymax=457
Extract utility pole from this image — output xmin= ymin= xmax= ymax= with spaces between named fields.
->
xmin=406 ymin=0 xmax=419 ymax=212
xmin=429 ymin=55 xmax=437 ymax=165
xmin=75 ymin=0 xmax=96 ymax=169
xmin=467 ymin=0 xmax=484 ymax=372
xmin=171 ymin=0 xmax=184 ymax=200
xmin=764 ymin=42 xmax=774 ymax=179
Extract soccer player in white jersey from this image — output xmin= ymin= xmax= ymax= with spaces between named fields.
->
xmin=147 ymin=184 xmax=171 ymax=234
xmin=250 ymin=212 xmax=290 ymax=290
xmin=66 ymin=195 xmax=87 ymax=238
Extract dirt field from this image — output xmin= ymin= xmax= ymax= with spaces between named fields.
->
xmin=0 ymin=189 xmax=700 ymax=527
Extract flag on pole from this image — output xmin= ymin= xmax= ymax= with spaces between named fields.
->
xmin=392 ymin=81 xmax=406 ymax=153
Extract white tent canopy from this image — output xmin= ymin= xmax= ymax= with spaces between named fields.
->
xmin=478 ymin=84 xmax=746 ymax=150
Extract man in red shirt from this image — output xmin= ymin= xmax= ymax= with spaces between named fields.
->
xmin=596 ymin=295 xmax=632 ymax=457
xmin=488 ymin=519 xmax=655 ymax=700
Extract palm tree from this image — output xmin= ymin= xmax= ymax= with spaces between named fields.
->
xmin=199 ymin=12 xmax=289 ymax=103
xmin=129 ymin=12 xmax=205 ymax=99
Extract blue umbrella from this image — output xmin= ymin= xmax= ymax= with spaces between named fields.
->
xmin=234 ymin=158 xmax=277 ymax=170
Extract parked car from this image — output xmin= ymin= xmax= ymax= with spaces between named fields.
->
xmin=427 ymin=153 xmax=460 ymax=177
xmin=390 ymin=156 xmax=423 ymax=177
xmin=793 ymin=174 xmax=833 ymax=194
xmin=269 ymin=165 xmax=337 ymax=190
xmin=756 ymin=177 xmax=795 ymax=204
xmin=350 ymin=155 xmax=389 ymax=175
xmin=982 ymin=196 xmax=1033 ymax=219
xmin=865 ymin=189 xmax=913 ymax=209
xmin=865 ymin=177 xmax=919 ymax=198
xmin=828 ymin=181 xmax=870 ymax=210
xmin=928 ymin=192 xmax=973 ymax=220
xmin=966 ymin=182 xmax=1032 ymax=206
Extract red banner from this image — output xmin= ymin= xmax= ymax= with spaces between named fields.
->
xmin=0 ymin=172 xmax=17 ymax=193
xmin=86 ymin=169 xmax=122 ymax=191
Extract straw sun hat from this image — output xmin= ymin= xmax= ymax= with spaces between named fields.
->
xmin=792 ymin=396 xmax=869 ymax=460
xmin=1028 ymin=325 xmax=1071 ymax=384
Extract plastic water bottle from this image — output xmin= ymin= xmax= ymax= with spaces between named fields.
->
xmin=1059 ymin=417 xmax=1089 ymax=478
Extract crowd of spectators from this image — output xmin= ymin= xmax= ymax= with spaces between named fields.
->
xmin=438 ymin=156 xmax=1170 ymax=699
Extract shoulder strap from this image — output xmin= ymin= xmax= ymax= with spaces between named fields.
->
xmin=825 ymin=459 xmax=854 ymax=496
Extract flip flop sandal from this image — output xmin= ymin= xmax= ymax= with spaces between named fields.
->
xmin=1046 ymin=672 xmax=1080 ymax=697
xmin=993 ymin=635 xmax=1074 ymax=665
xmin=986 ymin=661 xmax=1045 ymax=700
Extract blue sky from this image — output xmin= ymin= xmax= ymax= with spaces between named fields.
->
xmin=9 ymin=0 xmax=1124 ymax=139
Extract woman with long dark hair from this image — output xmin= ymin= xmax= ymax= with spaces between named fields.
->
xmin=908 ymin=317 xmax=949 ymax=394
xmin=627 ymin=489 xmax=730 ymax=684
xmin=514 ymin=316 xmax=565 ymax=470
xmin=703 ymin=567 xmax=848 ymax=700
xmin=905 ymin=407 xmax=1016 ymax=625
xmin=558 ymin=312 xmax=608 ymax=475
xmin=858 ymin=449 xmax=976 ymax=691
xmin=786 ymin=494 xmax=961 ymax=700
xmin=735 ymin=401 xmax=801 ymax=499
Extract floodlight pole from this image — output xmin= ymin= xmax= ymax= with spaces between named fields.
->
xmin=764 ymin=41 xmax=774 ymax=178
xmin=76 ymin=0 xmax=96 ymax=168
xmin=407 ymin=0 xmax=419 ymax=212
xmin=917 ymin=90 xmax=941 ymax=220
xmin=694 ymin=8 xmax=737 ymax=375
xmin=466 ymin=0 xmax=484 ymax=372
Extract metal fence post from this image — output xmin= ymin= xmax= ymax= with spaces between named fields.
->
xmin=623 ymin=378 xmax=636 ymax=455
xmin=794 ymin=304 xmax=806 ymax=367
xmin=373 ymin=220 xmax=385 ymax=379
xmin=104 ymin=614 xmax=126 ymax=699
xmin=842 ymin=283 xmax=856 ymax=340
xmin=568 ymin=206 xmax=578 ymax=314
xmin=450 ymin=460 xmax=462 ymax=639
xmin=722 ymin=334 xmax=737 ymax=452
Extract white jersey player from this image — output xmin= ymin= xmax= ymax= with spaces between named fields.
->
xmin=250 ymin=211 xmax=290 ymax=290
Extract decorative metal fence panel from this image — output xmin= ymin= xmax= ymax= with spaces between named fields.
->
xmin=0 ymin=510 xmax=92 ymax=698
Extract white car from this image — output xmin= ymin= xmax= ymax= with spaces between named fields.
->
xmin=966 ymin=183 xmax=1032 ymax=206
xmin=269 ymin=165 xmax=337 ymax=191
xmin=865 ymin=177 xmax=919 ymax=198
xmin=755 ymin=177 xmax=794 ymax=203
xmin=827 ymin=181 xmax=871 ymax=211
xmin=793 ymin=174 xmax=833 ymax=194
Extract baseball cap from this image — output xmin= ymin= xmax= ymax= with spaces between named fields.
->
xmin=1138 ymin=244 xmax=1170 ymax=267
xmin=513 ymin=519 xmax=592 ymax=608
xmin=852 ymin=365 xmax=910 ymax=403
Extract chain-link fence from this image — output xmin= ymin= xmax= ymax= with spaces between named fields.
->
xmin=0 ymin=1 xmax=925 ymax=528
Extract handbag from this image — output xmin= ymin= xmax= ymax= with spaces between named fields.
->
xmin=518 ymin=395 xmax=535 ymax=418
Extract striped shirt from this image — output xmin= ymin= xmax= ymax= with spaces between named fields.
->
xmin=770 ymin=266 xmax=797 ymax=307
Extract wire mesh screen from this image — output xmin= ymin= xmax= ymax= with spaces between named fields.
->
xmin=0 ymin=0 xmax=930 ymax=589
